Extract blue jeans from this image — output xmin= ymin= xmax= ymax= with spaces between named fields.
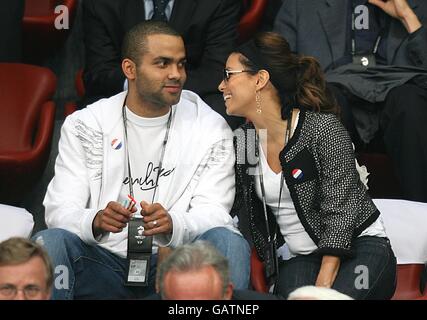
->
xmin=32 ymin=227 xmax=250 ymax=299
xmin=275 ymin=236 xmax=397 ymax=300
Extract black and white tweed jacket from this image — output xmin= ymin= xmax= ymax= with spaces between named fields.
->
xmin=232 ymin=109 xmax=380 ymax=260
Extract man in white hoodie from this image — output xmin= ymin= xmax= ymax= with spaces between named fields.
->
xmin=33 ymin=21 xmax=250 ymax=299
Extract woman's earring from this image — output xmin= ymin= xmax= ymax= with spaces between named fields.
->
xmin=255 ymin=91 xmax=262 ymax=114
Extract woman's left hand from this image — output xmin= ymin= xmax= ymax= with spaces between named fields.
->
xmin=315 ymin=255 xmax=341 ymax=288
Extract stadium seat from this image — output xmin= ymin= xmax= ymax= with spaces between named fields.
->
xmin=238 ymin=0 xmax=268 ymax=43
xmin=0 ymin=63 xmax=56 ymax=204
xmin=22 ymin=0 xmax=78 ymax=63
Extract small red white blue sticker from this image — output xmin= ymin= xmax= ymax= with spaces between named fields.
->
xmin=292 ymin=168 xmax=303 ymax=180
xmin=111 ymin=138 xmax=122 ymax=150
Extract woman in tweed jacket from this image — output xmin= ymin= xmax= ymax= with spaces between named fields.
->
xmin=218 ymin=32 xmax=396 ymax=299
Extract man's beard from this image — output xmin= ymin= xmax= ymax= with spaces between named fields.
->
xmin=137 ymin=81 xmax=182 ymax=109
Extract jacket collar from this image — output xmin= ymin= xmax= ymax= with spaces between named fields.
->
xmin=318 ymin=0 xmax=348 ymax=66
xmin=91 ymin=91 xmax=127 ymax=136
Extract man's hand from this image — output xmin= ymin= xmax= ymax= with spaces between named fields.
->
xmin=140 ymin=201 xmax=173 ymax=236
xmin=92 ymin=201 xmax=136 ymax=237
xmin=369 ymin=0 xmax=422 ymax=33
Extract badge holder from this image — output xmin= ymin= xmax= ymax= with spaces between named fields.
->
xmin=126 ymin=216 xmax=153 ymax=287
xmin=264 ymin=240 xmax=279 ymax=286
xmin=352 ymin=54 xmax=376 ymax=68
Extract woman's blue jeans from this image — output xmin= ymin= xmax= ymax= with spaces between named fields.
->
xmin=275 ymin=236 xmax=397 ymax=300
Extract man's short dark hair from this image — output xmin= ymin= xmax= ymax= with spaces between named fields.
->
xmin=122 ymin=21 xmax=181 ymax=65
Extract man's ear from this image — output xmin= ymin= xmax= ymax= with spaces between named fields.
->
xmin=223 ymin=283 xmax=234 ymax=300
xmin=255 ymin=69 xmax=270 ymax=91
xmin=122 ymin=58 xmax=136 ymax=80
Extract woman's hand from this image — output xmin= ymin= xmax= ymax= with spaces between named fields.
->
xmin=315 ymin=255 xmax=341 ymax=288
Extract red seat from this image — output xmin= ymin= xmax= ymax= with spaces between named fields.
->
xmin=238 ymin=0 xmax=268 ymax=43
xmin=0 ymin=63 xmax=56 ymax=204
xmin=22 ymin=0 xmax=78 ymax=63
xmin=392 ymin=264 xmax=427 ymax=300
xmin=250 ymin=247 xmax=269 ymax=293
xmin=75 ymin=68 xmax=85 ymax=98
xmin=62 ymin=68 xmax=83 ymax=117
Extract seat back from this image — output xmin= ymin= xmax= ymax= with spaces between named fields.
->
xmin=0 ymin=63 xmax=56 ymax=152
xmin=22 ymin=0 xmax=78 ymax=63
xmin=238 ymin=0 xmax=268 ymax=43
xmin=24 ymin=0 xmax=57 ymax=17
xmin=392 ymin=264 xmax=425 ymax=300
xmin=250 ymin=248 xmax=268 ymax=293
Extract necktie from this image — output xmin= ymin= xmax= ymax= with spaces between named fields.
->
xmin=151 ymin=0 xmax=169 ymax=22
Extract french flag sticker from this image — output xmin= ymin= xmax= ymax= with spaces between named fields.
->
xmin=292 ymin=168 xmax=303 ymax=180
xmin=111 ymin=138 xmax=122 ymax=150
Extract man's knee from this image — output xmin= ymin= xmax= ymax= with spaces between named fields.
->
xmin=32 ymin=228 xmax=81 ymax=253
xmin=197 ymin=227 xmax=250 ymax=255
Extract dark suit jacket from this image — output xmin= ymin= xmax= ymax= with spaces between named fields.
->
xmin=0 ymin=0 xmax=24 ymax=62
xmin=82 ymin=0 xmax=241 ymax=102
xmin=274 ymin=0 xmax=427 ymax=70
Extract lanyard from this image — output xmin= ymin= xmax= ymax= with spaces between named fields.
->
xmin=122 ymin=100 xmax=174 ymax=204
xmin=351 ymin=12 xmax=384 ymax=56
xmin=256 ymin=110 xmax=293 ymax=243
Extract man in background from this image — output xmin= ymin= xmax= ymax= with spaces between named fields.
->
xmin=275 ymin=0 xmax=427 ymax=202
xmin=82 ymin=0 xmax=243 ymax=129
xmin=0 ymin=238 xmax=53 ymax=300
xmin=156 ymin=241 xmax=279 ymax=300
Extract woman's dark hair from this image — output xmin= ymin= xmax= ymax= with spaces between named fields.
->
xmin=236 ymin=32 xmax=339 ymax=119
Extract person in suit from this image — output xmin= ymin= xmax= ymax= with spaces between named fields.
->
xmin=0 ymin=0 xmax=24 ymax=62
xmin=218 ymin=31 xmax=397 ymax=299
xmin=274 ymin=0 xmax=427 ymax=202
xmin=82 ymin=0 xmax=243 ymax=129
xmin=153 ymin=240 xmax=279 ymax=300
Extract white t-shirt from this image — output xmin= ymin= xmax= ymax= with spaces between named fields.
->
xmin=119 ymin=106 xmax=176 ymax=212
xmin=255 ymin=145 xmax=318 ymax=257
